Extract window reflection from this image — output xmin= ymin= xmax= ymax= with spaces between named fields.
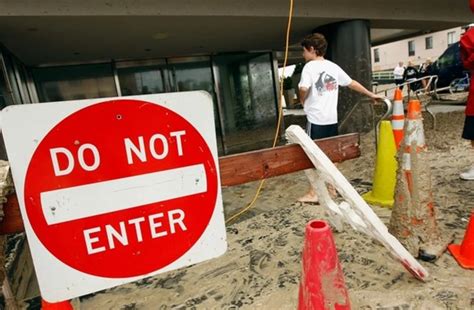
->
xmin=213 ymin=53 xmax=278 ymax=153
xmin=117 ymin=65 xmax=166 ymax=96
xmin=0 ymin=55 xmax=15 ymax=109
xmin=169 ymin=59 xmax=214 ymax=93
xmin=1 ymin=52 xmax=23 ymax=105
xmin=30 ymin=53 xmax=278 ymax=155
xmin=33 ymin=64 xmax=117 ymax=102
xmin=168 ymin=58 xmax=224 ymax=154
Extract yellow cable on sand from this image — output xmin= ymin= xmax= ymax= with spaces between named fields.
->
xmin=226 ymin=0 xmax=294 ymax=224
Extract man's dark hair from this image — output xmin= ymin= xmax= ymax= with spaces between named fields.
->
xmin=301 ymin=33 xmax=327 ymax=57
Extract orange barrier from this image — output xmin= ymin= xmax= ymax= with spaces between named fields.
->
xmin=448 ymin=212 xmax=474 ymax=269
xmin=298 ymin=220 xmax=350 ymax=310
xmin=391 ymin=88 xmax=405 ymax=149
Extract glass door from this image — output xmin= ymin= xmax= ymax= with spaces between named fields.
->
xmin=212 ymin=52 xmax=278 ymax=154
xmin=167 ymin=57 xmax=224 ymax=155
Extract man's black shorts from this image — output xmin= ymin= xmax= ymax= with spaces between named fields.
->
xmin=306 ymin=122 xmax=338 ymax=140
xmin=462 ymin=115 xmax=474 ymax=140
xmin=395 ymin=79 xmax=404 ymax=90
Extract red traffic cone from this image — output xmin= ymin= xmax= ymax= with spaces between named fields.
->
xmin=448 ymin=212 xmax=474 ymax=269
xmin=41 ymin=299 xmax=73 ymax=310
xmin=298 ymin=220 xmax=350 ymax=310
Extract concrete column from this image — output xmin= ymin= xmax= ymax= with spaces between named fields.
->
xmin=314 ymin=20 xmax=373 ymax=133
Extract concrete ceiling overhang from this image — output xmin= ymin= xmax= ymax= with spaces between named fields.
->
xmin=0 ymin=1 xmax=471 ymax=65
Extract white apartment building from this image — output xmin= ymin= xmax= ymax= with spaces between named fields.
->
xmin=371 ymin=27 xmax=464 ymax=72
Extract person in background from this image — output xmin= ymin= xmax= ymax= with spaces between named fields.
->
xmin=403 ymin=61 xmax=420 ymax=94
xmin=393 ymin=61 xmax=405 ymax=90
xmin=419 ymin=58 xmax=433 ymax=91
xmin=297 ymin=33 xmax=383 ymax=202
xmin=459 ymin=24 xmax=474 ymax=180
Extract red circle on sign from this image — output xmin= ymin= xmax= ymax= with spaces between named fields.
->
xmin=24 ymin=99 xmax=218 ymax=278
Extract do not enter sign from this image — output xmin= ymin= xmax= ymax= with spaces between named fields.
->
xmin=2 ymin=92 xmax=227 ymax=301
xmin=26 ymin=98 xmax=218 ymax=277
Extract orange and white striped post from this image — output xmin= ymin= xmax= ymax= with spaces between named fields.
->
xmin=402 ymin=99 xmax=426 ymax=192
xmin=391 ymin=88 xmax=405 ymax=149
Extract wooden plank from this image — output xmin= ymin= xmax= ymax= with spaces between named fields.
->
xmin=0 ymin=133 xmax=360 ymax=234
xmin=0 ymin=194 xmax=24 ymax=235
xmin=219 ymin=133 xmax=360 ymax=186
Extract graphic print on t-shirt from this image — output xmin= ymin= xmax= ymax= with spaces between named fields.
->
xmin=315 ymin=71 xmax=337 ymax=95
xmin=405 ymin=67 xmax=417 ymax=79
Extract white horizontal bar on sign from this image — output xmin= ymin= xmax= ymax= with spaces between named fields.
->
xmin=40 ymin=164 xmax=207 ymax=225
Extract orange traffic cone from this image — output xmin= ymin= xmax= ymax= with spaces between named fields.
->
xmin=298 ymin=220 xmax=350 ymax=310
xmin=448 ymin=212 xmax=474 ymax=269
xmin=389 ymin=99 xmax=452 ymax=261
xmin=41 ymin=299 xmax=73 ymax=310
xmin=391 ymin=88 xmax=405 ymax=149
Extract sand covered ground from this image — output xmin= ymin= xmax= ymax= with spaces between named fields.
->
xmin=73 ymin=109 xmax=473 ymax=309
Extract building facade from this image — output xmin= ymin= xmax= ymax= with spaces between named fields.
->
xmin=371 ymin=27 xmax=464 ymax=72
xmin=1 ymin=2 xmax=470 ymax=153
xmin=0 ymin=46 xmax=281 ymax=156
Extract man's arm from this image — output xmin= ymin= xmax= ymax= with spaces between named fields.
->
xmin=347 ymin=80 xmax=383 ymax=100
xmin=299 ymin=87 xmax=309 ymax=105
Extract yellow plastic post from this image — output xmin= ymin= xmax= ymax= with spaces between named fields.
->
xmin=362 ymin=120 xmax=398 ymax=208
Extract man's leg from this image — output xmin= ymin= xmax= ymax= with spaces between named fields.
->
xmin=298 ymin=123 xmax=338 ymax=202
xmin=298 ymin=122 xmax=320 ymax=202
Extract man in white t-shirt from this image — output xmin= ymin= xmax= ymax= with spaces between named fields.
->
xmin=297 ymin=33 xmax=382 ymax=203
xmin=393 ymin=61 xmax=405 ymax=90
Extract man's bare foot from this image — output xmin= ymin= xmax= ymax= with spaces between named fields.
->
xmin=297 ymin=192 xmax=319 ymax=203
xmin=328 ymin=185 xmax=337 ymax=199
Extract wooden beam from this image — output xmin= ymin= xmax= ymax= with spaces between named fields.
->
xmin=0 ymin=194 xmax=24 ymax=235
xmin=219 ymin=133 xmax=360 ymax=186
xmin=0 ymin=133 xmax=360 ymax=234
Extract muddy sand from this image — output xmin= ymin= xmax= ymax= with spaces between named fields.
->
xmin=75 ymin=110 xmax=473 ymax=309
